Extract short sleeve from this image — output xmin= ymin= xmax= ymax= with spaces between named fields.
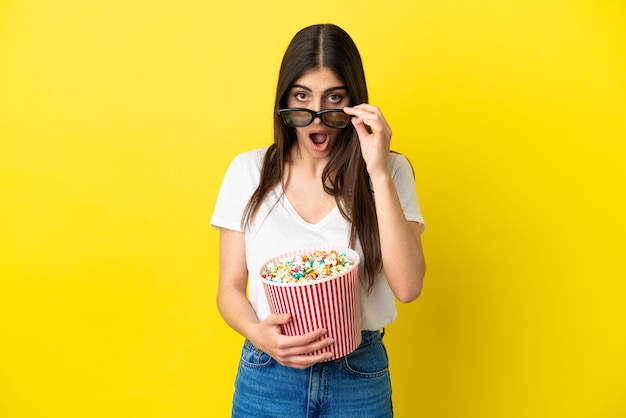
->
xmin=210 ymin=149 xmax=265 ymax=231
xmin=389 ymin=153 xmax=425 ymax=229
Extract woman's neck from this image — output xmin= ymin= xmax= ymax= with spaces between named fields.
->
xmin=288 ymin=144 xmax=330 ymax=180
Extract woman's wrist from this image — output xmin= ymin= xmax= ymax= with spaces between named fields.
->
xmin=368 ymin=170 xmax=393 ymax=192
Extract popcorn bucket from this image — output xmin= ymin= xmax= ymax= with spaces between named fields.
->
xmin=261 ymin=247 xmax=361 ymax=360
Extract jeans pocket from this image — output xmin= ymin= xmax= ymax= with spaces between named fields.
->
xmin=240 ymin=340 xmax=274 ymax=369
xmin=342 ymin=340 xmax=389 ymax=378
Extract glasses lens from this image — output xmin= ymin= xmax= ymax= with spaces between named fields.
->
xmin=280 ymin=109 xmax=350 ymax=128
xmin=282 ymin=110 xmax=313 ymax=127
xmin=321 ymin=110 xmax=350 ymax=128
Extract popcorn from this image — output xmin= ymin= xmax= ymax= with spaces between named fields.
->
xmin=261 ymin=250 xmax=355 ymax=284
xmin=260 ymin=247 xmax=362 ymax=358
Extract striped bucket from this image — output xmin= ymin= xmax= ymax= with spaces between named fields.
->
xmin=261 ymin=247 xmax=362 ymax=360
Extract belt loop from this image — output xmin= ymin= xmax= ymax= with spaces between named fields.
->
xmin=380 ymin=328 xmax=385 ymax=339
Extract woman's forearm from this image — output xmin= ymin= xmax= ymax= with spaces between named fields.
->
xmin=216 ymin=283 xmax=259 ymax=339
xmin=217 ymin=228 xmax=259 ymax=339
xmin=370 ymin=172 xmax=425 ymax=302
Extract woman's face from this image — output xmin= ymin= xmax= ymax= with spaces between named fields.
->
xmin=286 ymin=67 xmax=352 ymax=160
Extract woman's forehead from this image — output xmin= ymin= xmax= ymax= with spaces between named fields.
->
xmin=292 ymin=67 xmax=345 ymax=88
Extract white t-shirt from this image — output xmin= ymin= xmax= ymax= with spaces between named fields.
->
xmin=211 ymin=147 xmax=424 ymax=330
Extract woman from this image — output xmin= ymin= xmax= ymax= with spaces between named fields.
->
xmin=211 ymin=23 xmax=425 ymax=417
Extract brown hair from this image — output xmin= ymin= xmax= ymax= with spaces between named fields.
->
xmin=243 ymin=24 xmax=382 ymax=291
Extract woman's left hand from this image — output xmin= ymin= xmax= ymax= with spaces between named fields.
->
xmin=345 ymin=103 xmax=425 ymax=303
xmin=343 ymin=104 xmax=392 ymax=177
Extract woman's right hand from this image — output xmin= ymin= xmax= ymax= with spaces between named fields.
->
xmin=217 ymin=228 xmax=332 ymax=369
xmin=247 ymin=313 xmax=335 ymax=369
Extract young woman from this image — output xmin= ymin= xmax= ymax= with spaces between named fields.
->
xmin=211 ymin=23 xmax=426 ymax=417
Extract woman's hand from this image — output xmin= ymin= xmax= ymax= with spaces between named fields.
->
xmin=344 ymin=104 xmax=426 ymax=303
xmin=343 ymin=103 xmax=392 ymax=177
xmin=217 ymin=229 xmax=334 ymax=369
xmin=247 ymin=314 xmax=335 ymax=369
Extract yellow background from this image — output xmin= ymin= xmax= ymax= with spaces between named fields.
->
xmin=1 ymin=1 xmax=625 ymax=417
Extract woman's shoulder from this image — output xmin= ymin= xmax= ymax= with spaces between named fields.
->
xmin=219 ymin=146 xmax=270 ymax=191
xmin=234 ymin=146 xmax=270 ymax=165
xmin=225 ymin=146 xmax=271 ymax=176
xmin=388 ymin=151 xmax=413 ymax=171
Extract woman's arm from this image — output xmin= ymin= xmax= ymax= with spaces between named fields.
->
xmin=344 ymin=104 xmax=426 ymax=302
xmin=216 ymin=228 xmax=335 ymax=368
xmin=369 ymin=175 xmax=425 ymax=302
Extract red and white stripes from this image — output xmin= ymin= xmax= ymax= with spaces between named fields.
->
xmin=262 ymin=247 xmax=362 ymax=360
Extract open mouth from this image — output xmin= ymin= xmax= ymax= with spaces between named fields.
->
xmin=309 ymin=132 xmax=329 ymax=150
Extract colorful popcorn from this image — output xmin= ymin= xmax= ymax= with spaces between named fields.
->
xmin=261 ymin=250 xmax=355 ymax=284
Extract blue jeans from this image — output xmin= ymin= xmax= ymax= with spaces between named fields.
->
xmin=231 ymin=330 xmax=393 ymax=418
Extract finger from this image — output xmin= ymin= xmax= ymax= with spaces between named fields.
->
xmin=297 ymin=334 xmax=335 ymax=355
xmin=271 ymin=335 xmax=334 ymax=367
xmin=264 ymin=313 xmax=291 ymax=326
xmin=345 ymin=104 xmax=386 ymax=121
xmin=359 ymin=116 xmax=385 ymax=133
xmin=278 ymin=344 xmax=335 ymax=369
xmin=351 ymin=117 xmax=371 ymax=139
xmin=344 ymin=103 xmax=379 ymax=114
xmin=348 ymin=113 xmax=386 ymax=134
xmin=279 ymin=327 xmax=328 ymax=349
xmin=272 ymin=330 xmax=333 ymax=360
xmin=294 ymin=333 xmax=335 ymax=354
xmin=345 ymin=105 xmax=389 ymax=128
xmin=299 ymin=351 xmax=335 ymax=366
xmin=279 ymin=352 xmax=333 ymax=369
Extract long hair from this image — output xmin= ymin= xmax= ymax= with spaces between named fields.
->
xmin=243 ymin=24 xmax=382 ymax=291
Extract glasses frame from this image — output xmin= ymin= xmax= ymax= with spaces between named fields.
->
xmin=278 ymin=108 xmax=351 ymax=129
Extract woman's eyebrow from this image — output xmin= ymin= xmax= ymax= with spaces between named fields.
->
xmin=291 ymin=84 xmax=348 ymax=94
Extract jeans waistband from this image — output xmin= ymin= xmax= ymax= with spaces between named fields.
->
xmin=360 ymin=328 xmax=385 ymax=346
xmin=242 ymin=329 xmax=385 ymax=354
